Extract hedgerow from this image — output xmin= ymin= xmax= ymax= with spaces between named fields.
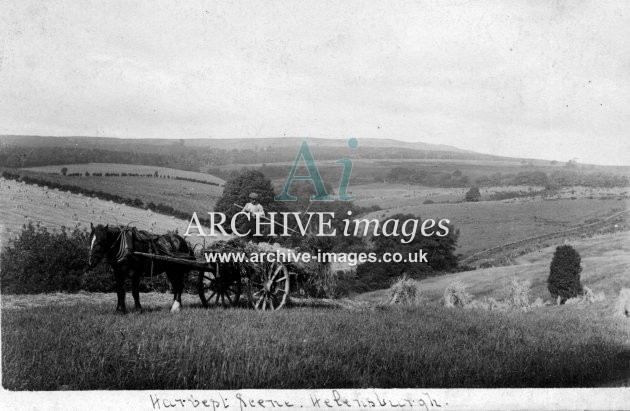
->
xmin=0 ymin=223 xmax=184 ymax=294
xmin=1 ymin=170 xmax=213 ymax=227
xmin=0 ymin=223 xmax=111 ymax=293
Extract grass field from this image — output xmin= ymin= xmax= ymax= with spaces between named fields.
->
xmin=351 ymin=182 xmax=627 ymax=208
xmin=0 ymin=178 xmax=222 ymax=247
xmin=2 ymin=294 xmax=629 ymax=390
xmin=24 ymin=163 xmax=225 ymax=185
xmin=356 ymin=231 xmax=630 ymax=307
xmin=2 ymin=173 xmax=630 ymax=390
xmin=365 ymin=197 xmax=628 ymax=255
xmin=3 ymin=174 xmax=626 ymax=258
xmin=12 ymin=170 xmax=223 ymax=222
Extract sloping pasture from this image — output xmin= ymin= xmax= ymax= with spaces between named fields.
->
xmin=365 ymin=197 xmax=628 ymax=255
xmin=351 ymin=182 xmax=627 ymax=208
xmin=0 ymin=178 xmax=221 ymax=246
xmin=356 ymin=231 xmax=630 ymax=311
xmin=11 ymin=169 xmax=224 ymax=220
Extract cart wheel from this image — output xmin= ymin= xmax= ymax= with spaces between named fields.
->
xmin=247 ymin=261 xmax=290 ymax=311
xmin=198 ymin=264 xmax=242 ymax=308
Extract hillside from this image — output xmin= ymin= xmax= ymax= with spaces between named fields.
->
xmin=0 ymin=134 xmax=543 ymax=171
xmin=0 ymin=135 xmax=470 ymax=153
xmin=356 ymin=231 xmax=630 ymax=309
xmin=0 ymin=178 xmax=221 ymax=247
xmin=365 ymin=195 xmax=628 ymax=256
xmin=5 ymin=169 xmax=223 ymax=222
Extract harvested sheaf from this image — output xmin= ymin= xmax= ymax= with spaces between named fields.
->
xmin=389 ymin=275 xmax=421 ymax=305
xmin=565 ymin=286 xmax=606 ymax=305
xmin=446 ymin=280 xmax=547 ymax=312
xmin=614 ymin=288 xmax=630 ymax=318
xmin=443 ymin=280 xmax=473 ymax=308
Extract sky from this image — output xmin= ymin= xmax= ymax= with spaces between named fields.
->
xmin=1 ymin=0 xmax=629 ymax=165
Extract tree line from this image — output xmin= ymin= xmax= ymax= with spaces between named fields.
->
xmin=1 ymin=170 xmax=213 ymax=226
xmin=386 ymin=167 xmax=629 ymax=188
xmin=59 ymin=168 xmax=221 ymax=187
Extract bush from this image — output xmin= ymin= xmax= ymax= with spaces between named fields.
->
xmin=352 ymin=213 xmax=459 ymax=293
xmin=548 ymin=245 xmax=583 ymax=304
xmin=0 ymin=223 xmax=112 ymax=294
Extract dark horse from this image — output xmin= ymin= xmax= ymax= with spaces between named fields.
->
xmin=87 ymin=223 xmax=194 ymax=313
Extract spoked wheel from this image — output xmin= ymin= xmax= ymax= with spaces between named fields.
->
xmin=197 ymin=264 xmax=242 ymax=308
xmin=247 ymin=261 xmax=290 ymax=311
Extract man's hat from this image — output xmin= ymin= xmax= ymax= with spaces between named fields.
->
xmin=249 ymin=192 xmax=259 ymax=199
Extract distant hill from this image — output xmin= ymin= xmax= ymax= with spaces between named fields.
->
xmin=181 ymin=137 xmax=472 ymax=153
xmin=0 ymin=135 xmax=470 ymax=153
xmin=0 ymin=134 xmax=517 ymax=171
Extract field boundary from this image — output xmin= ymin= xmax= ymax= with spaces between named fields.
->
xmin=460 ymin=208 xmax=630 ymax=265
xmin=1 ymin=170 xmax=214 ymax=225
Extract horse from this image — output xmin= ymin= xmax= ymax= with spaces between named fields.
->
xmin=87 ymin=223 xmax=194 ymax=313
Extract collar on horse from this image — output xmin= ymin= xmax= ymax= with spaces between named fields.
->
xmin=111 ymin=226 xmax=180 ymax=263
xmin=110 ymin=227 xmax=156 ymax=263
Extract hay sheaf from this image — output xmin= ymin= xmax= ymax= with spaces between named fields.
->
xmin=389 ymin=276 xmax=422 ymax=305
xmin=614 ymin=288 xmax=630 ymax=318
xmin=565 ymin=286 xmax=606 ymax=306
xmin=442 ymin=280 xmax=473 ymax=308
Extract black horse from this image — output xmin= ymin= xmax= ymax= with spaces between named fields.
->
xmin=87 ymin=223 xmax=194 ymax=313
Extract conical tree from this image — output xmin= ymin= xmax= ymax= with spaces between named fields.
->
xmin=548 ymin=245 xmax=583 ymax=304
xmin=464 ymin=186 xmax=481 ymax=202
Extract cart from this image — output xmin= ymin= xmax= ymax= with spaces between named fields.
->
xmin=133 ymin=245 xmax=292 ymax=311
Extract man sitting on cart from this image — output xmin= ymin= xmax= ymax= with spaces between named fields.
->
xmin=242 ymin=192 xmax=265 ymax=241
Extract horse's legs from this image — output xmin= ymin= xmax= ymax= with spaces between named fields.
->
xmin=167 ymin=270 xmax=184 ymax=313
xmin=131 ymin=270 xmax=142 ymax=312
xmin=114 ymin=267 xmax=127 ymax=313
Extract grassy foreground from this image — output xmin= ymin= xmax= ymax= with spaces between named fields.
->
xmin=2 ymin=299 xmax=629 ymax=390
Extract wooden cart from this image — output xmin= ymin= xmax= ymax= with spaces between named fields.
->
xmin=133 ymin=250 xmax=292 ymax=311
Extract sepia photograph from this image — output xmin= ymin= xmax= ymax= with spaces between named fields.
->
xmin=1 ymin=0 xmax=629 ymax=409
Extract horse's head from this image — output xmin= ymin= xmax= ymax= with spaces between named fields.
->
xmin=88 ymin=223 xmax=109 ymax=268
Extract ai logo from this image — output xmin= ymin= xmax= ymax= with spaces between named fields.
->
xmin=275 ymin=138 xmax=358 ymax=202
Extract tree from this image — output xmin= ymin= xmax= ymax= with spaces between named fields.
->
xmin=565 ymin=159 xmax=578 ymax=169
xmin=61 ymin=167 xmax=68 ymax=176
xmin=464 ymin=186 xmax=481 ymax=202
xmin=353 ymin=213 xmax=459 ymax=292
xmin=215 ymin=170 xmax=287 ymax=235
xmin=548 ymin=245 xmax=583 ymax=303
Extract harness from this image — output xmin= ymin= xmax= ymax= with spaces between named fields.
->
xmin=108 ymin=227 xmax=189 ymax=283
